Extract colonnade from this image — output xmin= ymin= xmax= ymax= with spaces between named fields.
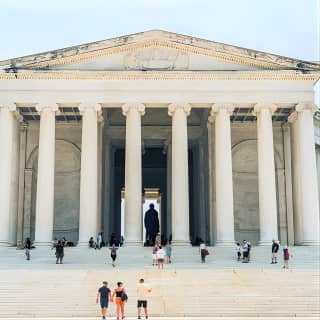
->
xmin=0 ymin=102 xmax=319 ymax=246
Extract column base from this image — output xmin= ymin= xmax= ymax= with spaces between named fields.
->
xmin=124 ymin=240 xmax=143 ymax=247
xmin=33 ymin=241 xmax=53 ymax=247
xmin=0 ymin=241 xmax=10 ymax=247
xmin=215 ymin=240 xmax=235 ymax=247
xmin=77 ymin=241 xmax=90 ymax=247
xmin=302 ymin=240 xmax=320 ymax=246
xmin=258 ymin=240 xmax=273 ymax=246
xmin=171 ymin=240 xmax=191 ymax=246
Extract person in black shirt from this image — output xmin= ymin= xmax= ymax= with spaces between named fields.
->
xmin=271 ymin=239 xmax=280 ymax=264
xmin=96 ymin=281 xmax=111 ymax=320
xmin=24 ymin=238 xmax=32 ymax=260
xmin=55 ymin=240 xmax=64 ymax=264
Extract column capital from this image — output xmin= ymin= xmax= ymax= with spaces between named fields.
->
xmin=295 ymin=102 xmax=318 ymax=114
xmin=78 ymin=103 xmax=102 ymax=114
xmin=122 ymin=103 xmax=145 ymax=117
xmin=168 ymin=103 xmax=191 ymax=117
xmin=210 ymin=103 xmax=235 ymax=116
xmin=253 ymin=103 xmax=277 ymax=116
xmin=36 ymin=104 xmax=59 ymax=113
xmin=288 ymin=111 xmax=298 ymax=123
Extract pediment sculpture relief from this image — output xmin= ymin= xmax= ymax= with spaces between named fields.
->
xmin=123 ymin=46 xmax=189 ymax=70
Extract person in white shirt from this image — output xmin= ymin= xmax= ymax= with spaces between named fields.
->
xmin=137 ymin=278 xmax=152 ymax=319
xmin=156 ymin=246 xmax=165 ymax=269
xmin=199 ymin=240 xmax=207 ymax=263
xmin=235 ymin=242 xmax=241 ymax=261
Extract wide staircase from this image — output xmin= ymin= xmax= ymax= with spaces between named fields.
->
xmin=0 ymin=246 xmax=319 ymax=319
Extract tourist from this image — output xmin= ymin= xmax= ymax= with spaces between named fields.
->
xmin=96 ymin=280 xmax=111 ymax=320
xmin=242 ymin=240 xmax=249 ymax=263
xmin=156 ymin=245 xmax=165 ymax=269
xmin=109 ymin=243 xmax=119 ymax=267
xmin=24 ymin=237 xmax=32 ymax=261
xmin=137 ymin=278 xmax=152 ymax=319
xmin=152 ymin=244 xmax=158 ymax=266
xmin=97 ymin=233 xmax=102 ymax=250
xmin=165 ymin=242 xmax=172 ymax=263
xmin=55 ymin=240 xmax=64 ymax=264
xmin=282 ymin=246 xmax=292 ymax=269
xmin=235 ymin=242 xmax=241 ymax=261
xmin=199 ymin=239 xmax=208 ymax=263
xmin=271 ymin=239 xmax=280 ymax=264
xmin=112 ymin=282 xmax=127 ymax=320
xmin=247 ymin=240 xmax=252 ymax=261
xmin=89 ymin=237 xmax=95 ymax=248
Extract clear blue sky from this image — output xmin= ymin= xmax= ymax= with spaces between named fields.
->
xmin=0 ymin=0 xmax=319 ymax=61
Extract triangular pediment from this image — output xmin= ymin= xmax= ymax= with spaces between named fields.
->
xmin=1 ymin=30 xmax=319 ymax=72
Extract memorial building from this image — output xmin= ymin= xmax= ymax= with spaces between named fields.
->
xmin=0 ymin=30 xmax=319 ymax=247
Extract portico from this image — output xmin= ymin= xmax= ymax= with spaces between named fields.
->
xmin=0 ymin=30 xmax=319 ymax=247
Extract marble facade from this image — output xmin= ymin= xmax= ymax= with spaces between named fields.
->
xmin=0 ymin=30 xmax=319 ymax=246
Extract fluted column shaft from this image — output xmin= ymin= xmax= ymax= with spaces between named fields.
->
xmin=211 ymin=104 xmax=235 ymax=245
xmin=78 ymin=104 xmax=101 ymax=245
xmin=294 ymin=103 xmax=320 ymax=245
xmin=169 ymin=103 xmax=191 ymax=245
xmin=122 ymin=103 xmax=145 ymax=245
xmin=0 ymin=105 xmax=17 ymax=245
xmin=254 ymin=104 xmax=278 ymax=245
xmin=34 ymin=105 xmax=58 ymax=245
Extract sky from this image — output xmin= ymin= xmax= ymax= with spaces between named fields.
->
xmin=0 ymin=0 xmax=319 ymax=61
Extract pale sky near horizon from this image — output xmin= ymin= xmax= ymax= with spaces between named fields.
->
xmin=0 ymin=0 xmax=319 ymax=61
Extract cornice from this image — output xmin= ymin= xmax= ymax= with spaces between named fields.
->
xmin=0 ymin=70 xmax=318 ymax=81
xmin=22 ymin=40 xmax=282 ymax=70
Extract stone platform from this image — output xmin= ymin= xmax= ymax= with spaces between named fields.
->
xmin=0 ymin=246 xmax=319 ymax=319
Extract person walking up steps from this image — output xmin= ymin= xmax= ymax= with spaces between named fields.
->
xmin=112 ymin=281 xmax=127 ymax=320
xmin=156 ymin=246 xmax=165 ymax=269
xmin=235 ymin=242 xmax=241 ymax=261
xmin=137 ymin=278 xmax=152 ymax=319
xmin=282 ymin=246 xmax=292 ymax=269
xmin=96 ymin=281 xmax=111 ymax=320
xmin=271 ymin=239 xmax=280 ymax=264
xmin=165 ymin=242 xmax=172 ymax=263
xmin=199 ymin=239 xmax=208 ymax=263
xmin=24 ymin=237 xmax=32 ymax=260
xmin=109 ymin=243 xmax=119 ymax=267
xmin=55 ymin=240 xmax=64 ymax=264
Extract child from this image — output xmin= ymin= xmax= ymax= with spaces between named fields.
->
xmin=282 ymin=246 xmax=292 ymax=269
xmin=165 ymin=242 xmax=172 ymax=264
xmin=235 ymin=242 xmax=241 ymax=261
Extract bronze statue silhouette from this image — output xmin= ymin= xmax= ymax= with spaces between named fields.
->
xmin=144 ymin=203 xmax=159 ymax=245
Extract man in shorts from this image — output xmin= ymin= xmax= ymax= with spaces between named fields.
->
xmin=96 ymin=281 xmax=111 ymax=320
xmin=137 ymin=278 xmax=152 ymax=319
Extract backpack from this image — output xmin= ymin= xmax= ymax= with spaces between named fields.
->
xmin=285 ymin=249 xmax=290 ymax=257
xmin=111 ymin=249 xmax=116 ymax=256
xmin=121 ymin=292 xmax=128 ymax=302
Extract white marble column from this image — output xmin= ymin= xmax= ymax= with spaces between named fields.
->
xmin=122 ymin=103 xmax=145 ymax=245
xmin=168 ymin=103 xmax=191 ymax=245
xmin=211 ymin=104 xmax=235 ymax=245
xmin=294 ymin=103 xmax=320 ymax=245
xmin=0 ymin=105 xmax=18 ymax=246
xmin=34 ymin=105 xmax=58 ymax=246
xmin=254 ymin=104 xmax=278 ymax=245
xmin=288 ymin=112 xmax=303 ymax=245
xmin=78 ymin=104 xmax=101 ymax=246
